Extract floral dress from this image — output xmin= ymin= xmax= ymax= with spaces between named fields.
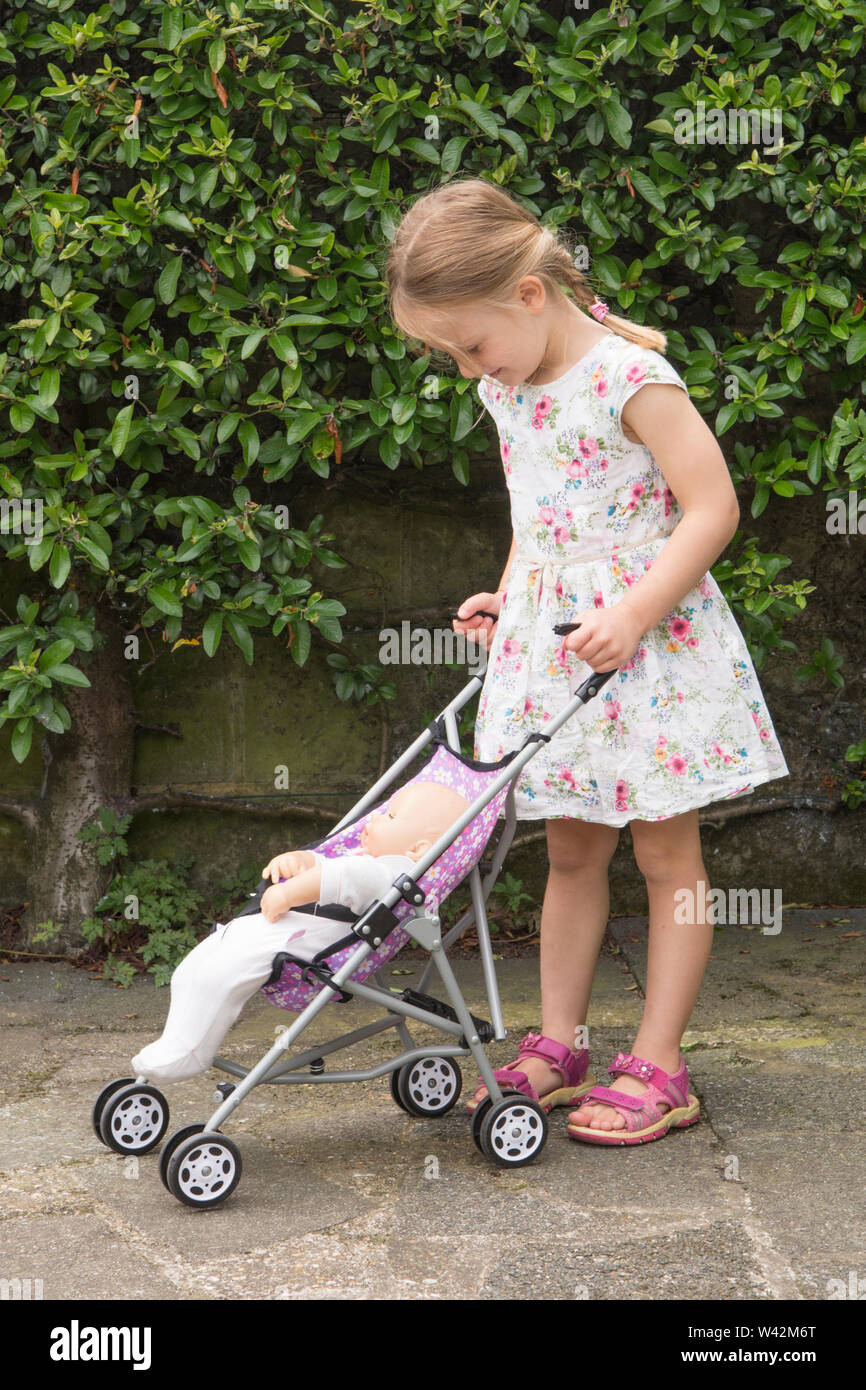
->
xmin=471 ymin=330 xmax=790 ymax=826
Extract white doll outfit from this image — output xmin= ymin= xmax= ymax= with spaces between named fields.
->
xmin=131 ymin=849 xmax=415 ymax=1082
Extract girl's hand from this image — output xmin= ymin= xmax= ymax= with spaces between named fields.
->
xmin=260 ymin=881 xmax=292 ymax=923
xmin=561 ymin=601 xmax=644 ymax=672
xmin=451 ymin=590 xmax=504 ymax=652
xmin=261 ymin=850 xmax=317 ymax=885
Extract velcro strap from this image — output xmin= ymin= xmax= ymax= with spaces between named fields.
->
xmin=583 ymin=1085 xmax=646 ymax=1111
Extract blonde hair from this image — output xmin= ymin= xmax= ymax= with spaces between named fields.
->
xmin=385 ymin=177 xmax=667 ymax=365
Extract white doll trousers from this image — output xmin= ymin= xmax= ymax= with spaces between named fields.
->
xmin=130 ymin=910 xmax=350 ymax=1082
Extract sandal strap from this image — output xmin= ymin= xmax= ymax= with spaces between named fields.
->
xmin=578 ymin=1084 xmax=668 ymax=1131
xmin=517 ymin=1031 xmax=589 ymax=1089
xmin=608 ymin=1051 xmax=689 ymax=1110
xmin=488 ymin=1064 xmax=540 ymax=1106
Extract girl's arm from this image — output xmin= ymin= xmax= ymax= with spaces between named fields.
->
xmin=497 ymin=534 xmax=517 ymax=593
xmin=616 ymin=386 xmax=740 ymax=635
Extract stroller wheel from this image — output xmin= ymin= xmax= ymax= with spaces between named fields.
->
xmin=478 ymin=1095 xmax=548 ymax=1168
xmin=159 ymin=1124 xmax=206 ymax=1189
xmin=389 ymin=1069 xmax=410 ymax=1113
xmin=92 ymin=1077 xmax=137 ymax=1144
xmin=98 ymin=1083 xmax=169 ymax=1155
xmin=395 ymin=1057 xmax=463 ymax=1117
xmin=165 ymin=1131 xmax=242 ymax=1208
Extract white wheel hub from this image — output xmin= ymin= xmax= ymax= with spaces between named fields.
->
xmin=108 ymin=1091 xmax=166 ymax=1149
xmin=487 ymin=1104 xmax=544 ymax=1160
xmin=406 ymin=1058 xmax=457 ymax=1110
xmin=176 ymin=1141 xmax=238 ymax=1201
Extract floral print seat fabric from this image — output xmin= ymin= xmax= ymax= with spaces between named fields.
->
xmin=471 ymin=331 xmax=790 ymax=826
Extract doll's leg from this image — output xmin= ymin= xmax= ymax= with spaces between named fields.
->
xmin=131 ymin=913 xmax=299 ymax=1081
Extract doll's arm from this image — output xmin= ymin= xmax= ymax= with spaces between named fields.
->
xmin=260 ymin=866 xmax=323 ymax=922
xmin=261 ymin=849 xmax=318 ymax=885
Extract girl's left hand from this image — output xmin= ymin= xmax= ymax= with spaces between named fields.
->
xmin=560 ymin=601 xmax=644 ymax=672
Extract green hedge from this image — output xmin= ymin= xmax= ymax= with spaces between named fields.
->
xmin=1 ymin=0 xmax=865 ymax=766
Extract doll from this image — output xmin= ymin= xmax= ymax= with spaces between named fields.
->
xmin=130 ymin=781 xmax=470 ymax=1081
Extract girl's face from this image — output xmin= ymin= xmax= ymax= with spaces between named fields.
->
xmin=415 ymin=277 xmax=552 ymax=387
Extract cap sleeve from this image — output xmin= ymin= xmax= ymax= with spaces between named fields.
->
xmin=611 ymin=346 xmax=689 ymax=437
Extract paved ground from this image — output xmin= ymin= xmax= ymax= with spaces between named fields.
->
xmin=1 ymin=908 xmax=863 ymax=1301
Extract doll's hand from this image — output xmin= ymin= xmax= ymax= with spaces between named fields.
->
xmin=561 ymin=601 xmax=644 ymax=672
xmin=261 ymin=850 xmax=317 ymax=885
xmin=260 ymin=882 xmax=293 ymax=923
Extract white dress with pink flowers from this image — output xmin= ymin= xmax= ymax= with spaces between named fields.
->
xmin=471 ymin=331 xmax=790 ymax=826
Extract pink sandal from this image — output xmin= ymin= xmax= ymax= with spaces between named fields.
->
xmin=567 ymin=1050 xmax=700 ymax=1146
xmin=466 ymin=1031 xmax=596 ymax=1115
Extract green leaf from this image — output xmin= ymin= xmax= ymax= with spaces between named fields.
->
xmin=157 ymin=256 xmax=183 ymax=304
xmin=236 ymin=536 xmax=261 ymax=571
xmin=49 ymin=542 xmax=71 ymax=588
xmin=39 ymin=638 xmax=75 ymax=672
xmin=845 ymin=323 xmax=866 ymax=365
xmin=202 ymin=612 xmax=222 ymax=657
xmin=11 ymin=718 xmax=32 ymax=764
xmin=122 ymin=298 xmax=156 ymax=334
xmin=75 ymin=536 xmax=110 ymax=571
xmin=158 ymin=208 xmax=195 ymax=235
xmin=44 ymin=662 xmax=90 ymax=687
xmin=161 ymin=6 xmax=183 ymax=50
xmin=270 ymin=333 xmax=298 ymax=367
xmin=10 ymin=402 xmax=35 ymax=432
xmin=238 ymin=420 xmax=260 ymax=467
xmin=109 ymin=403 xmax=134 ymax=458
xmin=291 ymin=619 xmax=311 ymax=666
xmin=149 ymin=583 xmax=183 ymax=617
xmin=225 ymin=613 xmax=254 ymax=665
xmin=167 ymin=359 xmax=202 ymax=388
xmin=781 ymin=288 xmax=806 ymax=332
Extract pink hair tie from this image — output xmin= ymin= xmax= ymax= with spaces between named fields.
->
xmin=589 ymin=299 xmax=609 ymax=322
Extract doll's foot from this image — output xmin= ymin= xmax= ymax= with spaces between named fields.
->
xmin=130 ymin=1040 xmax=210 ymax=1082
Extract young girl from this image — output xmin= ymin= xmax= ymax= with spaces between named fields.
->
xmin=385 ymin=177 xmax=789 ymax=1146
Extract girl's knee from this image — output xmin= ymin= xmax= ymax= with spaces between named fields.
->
xmin=631 ymin=821 xmax=705 ymax=884
xmin=545 ymin=819 xmax=619 ymax=875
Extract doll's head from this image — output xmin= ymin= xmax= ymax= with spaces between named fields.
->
xmin=360 ymin=781 xmax=471 ymax=861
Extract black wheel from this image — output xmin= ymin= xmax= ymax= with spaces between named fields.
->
xmin=396 ymin=1057 xmax=463 ymax=1117
xmin=98 ymin=1083 xmax=169 ymax=1155
xmin=92 ymin=1077 xmax=136 ymax=1144
xmin=389 ymin=1068 xmax=409 ymax=1113
xmin=165 ymin=1131 xmax=242 ymax=1209
xmin=159 ymin=1124 xmax=206 ymax=1189
xmin=471 ymin=1095 xmax=494 ymax=1153
xmin=479 ymin=1095 xmax=548 ymax=1167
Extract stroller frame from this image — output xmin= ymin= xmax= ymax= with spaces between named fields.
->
xmin=93 ymin=656 xmax=615 ymax=1200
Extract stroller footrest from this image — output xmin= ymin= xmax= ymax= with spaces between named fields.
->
xmin=400 ymin=988 xmax=494 ymax=1043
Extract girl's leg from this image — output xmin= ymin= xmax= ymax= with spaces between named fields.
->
xmin=570 ymin=808 xmax=713 ymax=1130
xmin=474 ymin=817 xmax=619 ymax=1102
xmin=131 ymin=913 xmax=300 ymax=1081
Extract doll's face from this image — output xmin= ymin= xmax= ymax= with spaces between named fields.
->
xmin=361 ymin=782 xmax=470 ymax=859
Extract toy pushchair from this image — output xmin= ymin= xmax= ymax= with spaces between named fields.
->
xmin=92 ymin=617 xmax=617 ymax=1207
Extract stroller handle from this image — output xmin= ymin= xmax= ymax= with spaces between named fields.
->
xmin=448 ymin=609 xmax=618 ymax=693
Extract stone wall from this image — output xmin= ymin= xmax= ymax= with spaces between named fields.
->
xmin=2 ymin=458 xmax=864 ymax=923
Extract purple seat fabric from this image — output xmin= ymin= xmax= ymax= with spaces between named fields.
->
xmin=260 ymin=743 xmax=511 ymax=1012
